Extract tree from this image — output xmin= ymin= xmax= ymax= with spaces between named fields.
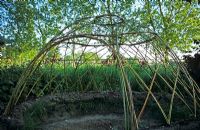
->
xmin=141 ymin=0 xmax=200 ymax=62
xmin=65 ymin=52 xmax=100 ymax=66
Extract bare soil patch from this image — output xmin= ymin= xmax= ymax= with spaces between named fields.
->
xmin=0 ymin=91 xmax=199 ymax=130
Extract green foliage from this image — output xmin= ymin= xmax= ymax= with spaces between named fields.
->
xmin=23 ymin=100 xmax=47 ymax=130
xmin=0 ymin=64 xmax=175 ymax=104
xmin=1 ymin=0 xmax=199 ymax=65
xmin=65 ymin=52 xmax=101 ymax=65
xmin=1 ymin=1 xmax=199 ymax=128
xmin=0 ymin=66 xmax=23 ymax=103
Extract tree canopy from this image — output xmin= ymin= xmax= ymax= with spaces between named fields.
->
xmin=0 ymin=0 xmax=199 ymax=65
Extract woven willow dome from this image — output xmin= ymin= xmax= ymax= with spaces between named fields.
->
xmin=4 ymin=14 xmax=200 ymax=130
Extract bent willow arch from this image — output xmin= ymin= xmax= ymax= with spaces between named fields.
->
xmin=4 ymin=14 xmax=200 ymax=130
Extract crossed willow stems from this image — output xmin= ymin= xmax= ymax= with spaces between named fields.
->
xmin=4 ymin=14 xmax=200 ymax=130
